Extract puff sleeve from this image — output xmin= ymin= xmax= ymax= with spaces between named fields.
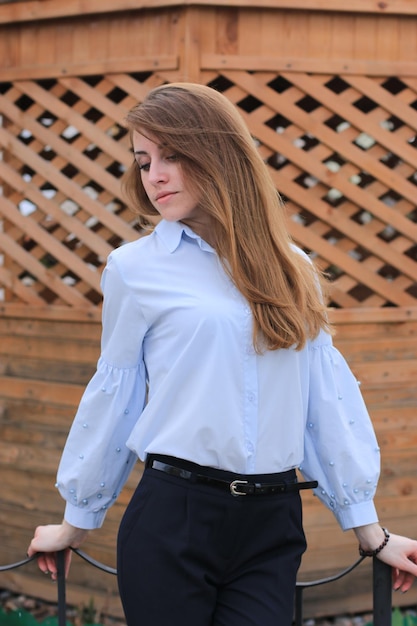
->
xmin=57 ymin=252 xmax=148 ymax=529
xmin=300 ymin=329 xmax=380 ymax=530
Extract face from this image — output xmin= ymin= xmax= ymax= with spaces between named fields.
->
xmin=132 ymin=130 xmax=211 ymax=240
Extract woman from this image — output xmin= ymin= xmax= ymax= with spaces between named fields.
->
xmin=28 ymin=83 xmax=417 ymax=626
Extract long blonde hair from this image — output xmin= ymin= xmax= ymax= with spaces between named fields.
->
xmin=122 ymin=82 xmax=331 ymax=351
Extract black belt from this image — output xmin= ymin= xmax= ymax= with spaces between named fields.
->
xmin=146 ymin=455 xmax=318 ymax=497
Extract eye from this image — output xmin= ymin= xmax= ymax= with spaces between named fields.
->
xmin=137 ymin=161 xmax=150 ymax=172
xmin=165 ymin=153 xmax=179 ymax=162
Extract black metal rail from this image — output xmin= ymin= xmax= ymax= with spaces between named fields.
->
xmin=0 ymin=550 xmax=392 ymax=625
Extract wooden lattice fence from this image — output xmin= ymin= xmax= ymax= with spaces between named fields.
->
xmin=1 ymin=69 xmax=416 ymax=309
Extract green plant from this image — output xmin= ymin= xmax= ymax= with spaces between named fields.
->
xmin=364 ymin=607 xmax=417 ymax=626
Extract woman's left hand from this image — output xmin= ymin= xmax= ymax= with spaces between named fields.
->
xmin=376 ymin=533 xmax=417 ymax=592
xmin=354 ymin=524 xmax=417 ymax=593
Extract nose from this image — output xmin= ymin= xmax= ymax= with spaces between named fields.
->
xmin=148 ymin=159 xmax=168 ymax=185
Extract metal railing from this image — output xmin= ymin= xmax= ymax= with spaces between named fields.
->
xmin=1 ymin=550 xmax=392 ymax=625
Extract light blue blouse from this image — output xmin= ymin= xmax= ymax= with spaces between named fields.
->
xmin=57 ymin=219 xmax=380 ymax=531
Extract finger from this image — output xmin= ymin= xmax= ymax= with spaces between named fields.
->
xmin=399 ymin=572 xmax=414 ymax=593
xmin=393 ymin=568 xmax=415 ymax=593
xmin=393 ymin=568 xmax=405 ymax=591
xmin=36 ymin=554 xmax=50 ymax=574
xmin=27 ymin=536 xmax=41 ymax=559
xmin=64 ymin=549 xmax=72 ymax=578
xmin=44 ymin=553 xmax=58 ymax=577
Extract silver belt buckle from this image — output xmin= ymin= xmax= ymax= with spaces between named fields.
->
xmin=230 ymin=479 xmax=248 ymax=496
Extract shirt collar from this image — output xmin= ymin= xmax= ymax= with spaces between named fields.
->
xmin=155 ymin=219 xmax=215 ymax=254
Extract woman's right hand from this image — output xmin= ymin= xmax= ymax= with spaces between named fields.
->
xmin=27 ymin=520 xmax=90 ymax=580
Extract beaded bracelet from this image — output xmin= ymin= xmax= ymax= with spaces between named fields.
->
xmin=359 ymin=527 xmax=390 ymax=557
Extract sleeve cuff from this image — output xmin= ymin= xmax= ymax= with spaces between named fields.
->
xmin=64 ymin=501 xmax=108 ymax=530
xmin=335 ymin=500 xmax=379 ymax=531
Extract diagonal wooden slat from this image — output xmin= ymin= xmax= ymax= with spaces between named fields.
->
xmin=0 ymin=161 xmax=113 ymax=260
xmin=223 ymin=70 xmax=417 ymax=231
xmin=0 ymin=267 xmax=45 ymax=306
xmin=0 ymin=94 xmax=123 ymax=201
xmin=285 ymin=72 xmax=417 ymax=171
xmin=344 ymin=75 xmax=417 ymax=133
xmin=0 ymin=127 xmax=135 ymax=244
xmin=236 ymin=104 xmax=417 ymax=282
xmin=0 ymin=232 xmax=92 ymax=307
xmin=14 ymin=80 xmax=131 ymax=167
xmin=287 ymin=218 xmax=416 ymax=307
xmin=0 ymin=196 xmax=101 ymax=294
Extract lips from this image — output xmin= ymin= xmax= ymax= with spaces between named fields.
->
xmin=155 ymin=191 xmax=176 ymax=202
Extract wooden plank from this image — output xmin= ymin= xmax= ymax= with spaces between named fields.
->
xmin=1 ymin=0 xmax=417 ymax=26
xmin=0 ymin=55 xmax=178 ymax=82
xmin=329 ymin=306 xmax=417 ymax=324
xmin=0 ymin=335 xmax=99 ymax=365
xmin=352 ymin=359 xmax=417 ymax=384
xmin=332 ymin=336 xmax=417 ymax=362
xmin=362 ymin=384 xmax=417 ymax=408
xmin=0 ymin=440 xmax=62 ymax=474
xmin=0 ymin=358 xmax=96 ymax=386
xmin=0 ymin=316 xmax=101 ymax=341
xmin=1 ymin=398 xmax=83 ymax=429
xmin=201 ymin=53 xmax=417 ymax=76
xmin=0 ymin=375 xmax=84 ymax=406
xmin=0 ymin=303 xmax=102 ymax=322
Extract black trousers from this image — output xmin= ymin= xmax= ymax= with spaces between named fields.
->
xmin=117 ymin=458 xmax=307 ymax=626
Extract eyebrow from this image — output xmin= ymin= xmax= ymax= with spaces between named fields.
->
xmin=133 ymin=142 xmax=167 ymax=156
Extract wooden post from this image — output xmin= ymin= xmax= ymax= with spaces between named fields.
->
xmin=177 ymin=7 xmax=202 ymax=83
